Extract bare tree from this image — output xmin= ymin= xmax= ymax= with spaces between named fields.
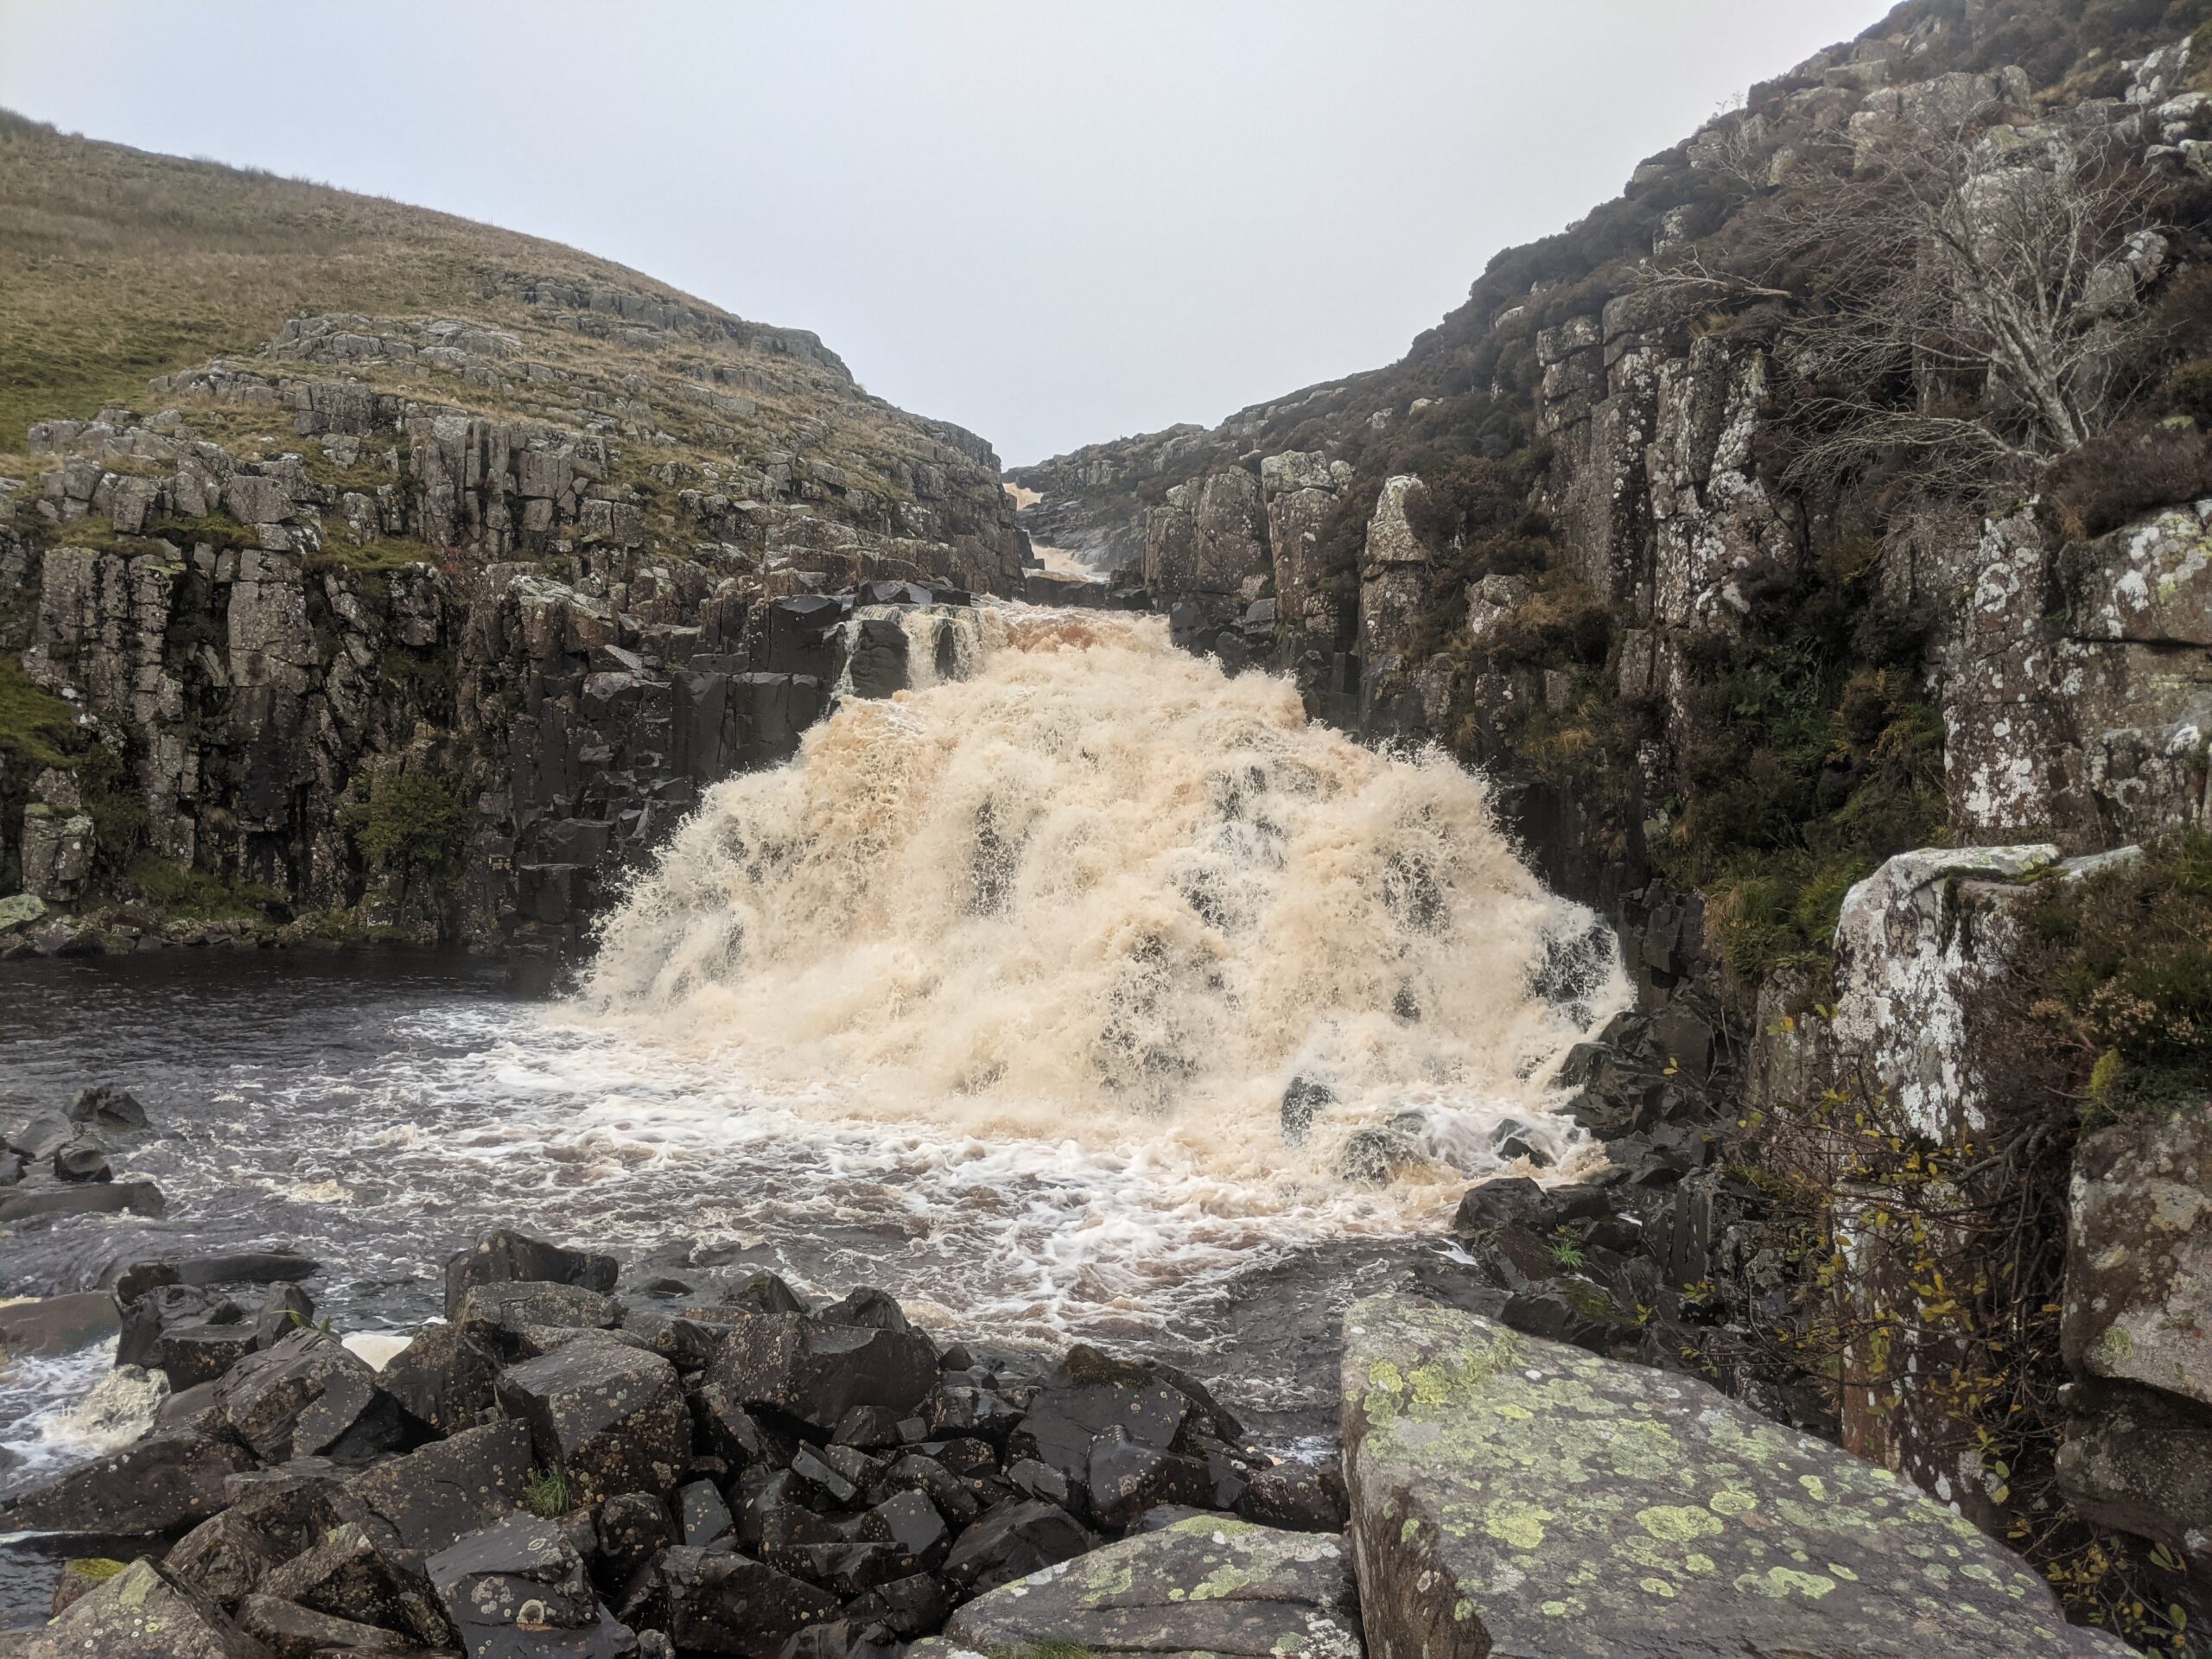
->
xmin=1644 ymin=114 xmax=2167 ymax=494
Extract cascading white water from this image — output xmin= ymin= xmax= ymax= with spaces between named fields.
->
xmin=580 ymin=604 xmax=1625 ymax=1210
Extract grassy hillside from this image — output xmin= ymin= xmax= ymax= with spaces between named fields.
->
xmin=0 ymin=107 xmax=842 ymax=447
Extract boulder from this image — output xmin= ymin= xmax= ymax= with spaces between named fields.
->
xmin=445 ymin=1229 xmax=619 ymax=1320
xmin=346 ymin=1419 xmax=534 ymax=1552
xmin=458 ymin=1279 xmax=622 ymax=1339
xmin=257 ymin=1522 xmax=452 ymax=1649
xmin=20 ymin=1559 xmax=269 ymax=1658
xmin=0 ymin=1290 xmax=121 ymax=1357
xmin=427 ymin=1512 xmax=636 ymax=1657
xmin=495 ymin=1338 xmax=690 ymax=1501
xmin=945 ymin=1515 xmax=1359 ymax=1659
xmin=597 ymin=1491 xmax=677 ymax=1587
xmin=5 ymin=1429 xmax=251 ymax=1535
xmin=2056 ymin=1380 xmax=2212 ymax=1557
xmin=937 ymin=1497 xmax=1094 ymax=1597
xmin=2065 ymin=1103 xmax=2212 ymax=1409
xmin=215 ymin=1328 xmax=404 ymax=1464
xmin=1342 ymin=1292 xmax=2108 ymax=1659
xmin=379 ymin=1321 xmax=502 ymax=1434
xmin=165 ymin=1506 xmax=284 ymax=1604
xmin=0 ymin=1179 xmax=164 ymax=1224
xmin=70 ymin=1084 xmax=149 ymax=1129
xmin=619 ymin=1546 xmax=841 ymax=1658
xmin=235 ymin=1594 xmax=420 ymax=1658
xmin=703 ymin=1311 xmax=937 ymax=1432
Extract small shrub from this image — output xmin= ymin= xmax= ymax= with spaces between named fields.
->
xmin=2163 ymin=358 xmax=2212 ymax=427
xmin=2045 ymin=421 xmax=2212 ymax=538
xmin=346 ymin=771 xmax=470 ymax=874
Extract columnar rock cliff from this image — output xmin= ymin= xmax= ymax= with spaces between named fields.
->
xmin=0 ymin=117 xmax=1028 ymax=954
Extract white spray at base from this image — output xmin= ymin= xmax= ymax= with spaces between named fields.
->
xmin=577 ymin=605 xmax=1626 ymax=1215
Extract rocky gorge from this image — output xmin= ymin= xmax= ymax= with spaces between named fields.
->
xmin=7 ymin=0 xmax=2212 ymax=1655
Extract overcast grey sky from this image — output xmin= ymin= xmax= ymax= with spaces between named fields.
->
xmin=0 ymin=1 xmax=1889 ymax=465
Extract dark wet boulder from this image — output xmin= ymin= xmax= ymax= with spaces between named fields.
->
xmin=619 ymin=1546 xmax=840 ymax=1659
xmin=257 ymin=1522 xmax=452 ymax=1649
xmin=867 ymin=1452 xmax=980 ymax=1525
xmin=496 ymin=1338 xmax=690 ymax=1502
xmin=1009 ymin=1371 xmax=1187 ymax=1491
xmin=621 ymin=1305 xmax=741 ymax=1371
xmin=691 ymin=1377 xmax=783 ymax=1469
xmin=346 ymin=1419 xmax=534 ymax=1553
xmin=816 ymin=1288 xmax=913 ymax=1333
xmin=70 ymin=1084 xmax=149 ymax=1129
xmin=48 ymin=1557 xmax=125 ymax=1616
xmin=1280 ymin=1076 xmax=1333 ymax=1145
xmin=1234 ymin=1460 xmax=1348 ymax=1533
xmin=1343 ymin=1291 xmax=2112 ymax=1659
xmin=6 ymin=1429 xmax=251 ymax=1535
xmin=0 ymin=1178 xmax=164 ymax=1224
xmin=1007 ymin=1457 xmax=1071 ymax=1507
xmin=220 ymin=1462 xmax=350 ymax=1560
xmin=235 ymin=1593 xmax=419 ymax=1657
xmin=841 ymin=1571 xmax=949 ymax=1637
xmin=53 ymin=1139 xmax=112 ymax=1182
xmin=0 ymin=1290 xmax=120 ymax=1358
xmin=1452 ymin=1174 xmax=1559 ymax=1236
xmin=842 ymin=617 xmax=911 ymax=700
xmin=427 ymin=1512 xmax=636 ymax=1657
xmin=1086 ymin=1426 xmax=1215 ymax=1530
xmin=720 ymin=1273 xmax=810 ymax=1315
xmin=379 ymin=1321 xmax=502 ymax=1436
xmin=444 ymin=1229 xmax=619 ymax=1320
xmin=215 ymin=1329 xmax=405 ymax=1465
xmin=768 ymin=1489 xmax=950 ymax=1596
xmin=679 ymin=1478 xmax=736 ymax=1550
xmin=597 ymin=1491 xmax=677 ymax=1588
xmin=938 ymin=1497 xmax=1094 ymax=1597
xmin=458 ymin=1279 xmax=622 ymax=1340
xmin=703 ymin=1311 xmax=938 ymax=1433
xmin=775 ymin=1619 xmax=900 ymax=1659
xmin=165 ymin=1506 xmax=284 ymax=1604
xmin=22 ymin=1558 xmax=269 ymax=1657
xmin=104 ymin=1254 xmax=322 ymax=1300
xmin=944 ymin=1515 xmax=1358 ymax=1659
xmin=251 ymin=1284 xmax=314 ymax=1351
xmin=118 ymin=1283 xmax=238 ymax=1372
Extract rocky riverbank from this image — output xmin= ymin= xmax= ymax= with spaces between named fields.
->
xmin=0 ymin=1205 xmax=2139 ymax=1658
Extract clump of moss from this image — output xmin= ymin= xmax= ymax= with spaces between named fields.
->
xmin=126 ymin=852 xmax=285 ymax=921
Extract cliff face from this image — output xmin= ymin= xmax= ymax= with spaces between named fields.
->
xmin=1014 ymin=0 xmax=2212 ymax=1641
xmin=0 ymin=117 xmax=1029 ymax=954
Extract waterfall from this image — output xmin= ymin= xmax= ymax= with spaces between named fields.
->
xmin=579 ymin=604 xmax=1624 ymax=1194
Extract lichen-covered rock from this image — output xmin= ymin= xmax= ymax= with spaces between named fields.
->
xmin=4 ymin=1428 xmax=250 ymax=1535
xmin=2066 ymin=1103 xmax=2212 ymax=1409
xmin=944 ymin=1514 xmax=1359 ymax=1659
xmin=21 ymin=1558 xmax=270 ymax=1658
xmin=1341 ymin=1292 xmax=2099 ymax=1659
xmin=495 ymin=1338 xmax=690 ymax=1501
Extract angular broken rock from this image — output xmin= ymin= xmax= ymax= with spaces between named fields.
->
xmin=1341 ymin=1291 xmax=2111 ymax=1659
xmin=346 ymin=1418 xmax=534 ymax=1553
xmin=446 ymin=1228 xmax=619 ymax=1320
xmin=496 ymin=1338 xmax=690 ymax=1502
xmin=427 ymin=1511 xmax=636 ymax=1657
xmin=235 ymin=1592 xmax=420 ymax=1656
xmin=379 ymin=1320 xmax=502 ymax=1435
xmin=5 ymin=1428 xmax=251 ymax=1535
xmin=21 ymin=1558 xmax=268 ymax=1658
xmin=257 ymin=1520 xmax=453 ymax=1649
xmin=165 ymin=1505 xmax=284 ymax=1603
xmin=458 ymin=1278 xmax=621 ymax=1338
xmin=703 ymin=1311 xmax=937 ymax=1432
xmin=215 ymin=1327 xmax=404 ymax=1463
xmin=937 ymin=1497 xmax=1094 ymax=1597
xmin=944 ymin=1514 xmax=1359 ymax=1659
xmin=619 ymin=1545 xmax=840 ymax=1658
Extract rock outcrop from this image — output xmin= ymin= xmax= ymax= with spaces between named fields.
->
xmin=1340 ymin=1292 xmax=2133 ymax=1659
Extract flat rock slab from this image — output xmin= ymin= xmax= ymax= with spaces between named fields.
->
xmin=1341 ymin=1293 xmax=2103 ymax=1659
xmin=944 ymin=1514 xmax=1360 ymax=1659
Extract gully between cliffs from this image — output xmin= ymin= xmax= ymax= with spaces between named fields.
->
xmin=0 ymin=603 xmax=1620 ymax=1613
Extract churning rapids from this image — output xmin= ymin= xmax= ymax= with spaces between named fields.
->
xmin=0 ymin=603 xmax=1624 ymax=1527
